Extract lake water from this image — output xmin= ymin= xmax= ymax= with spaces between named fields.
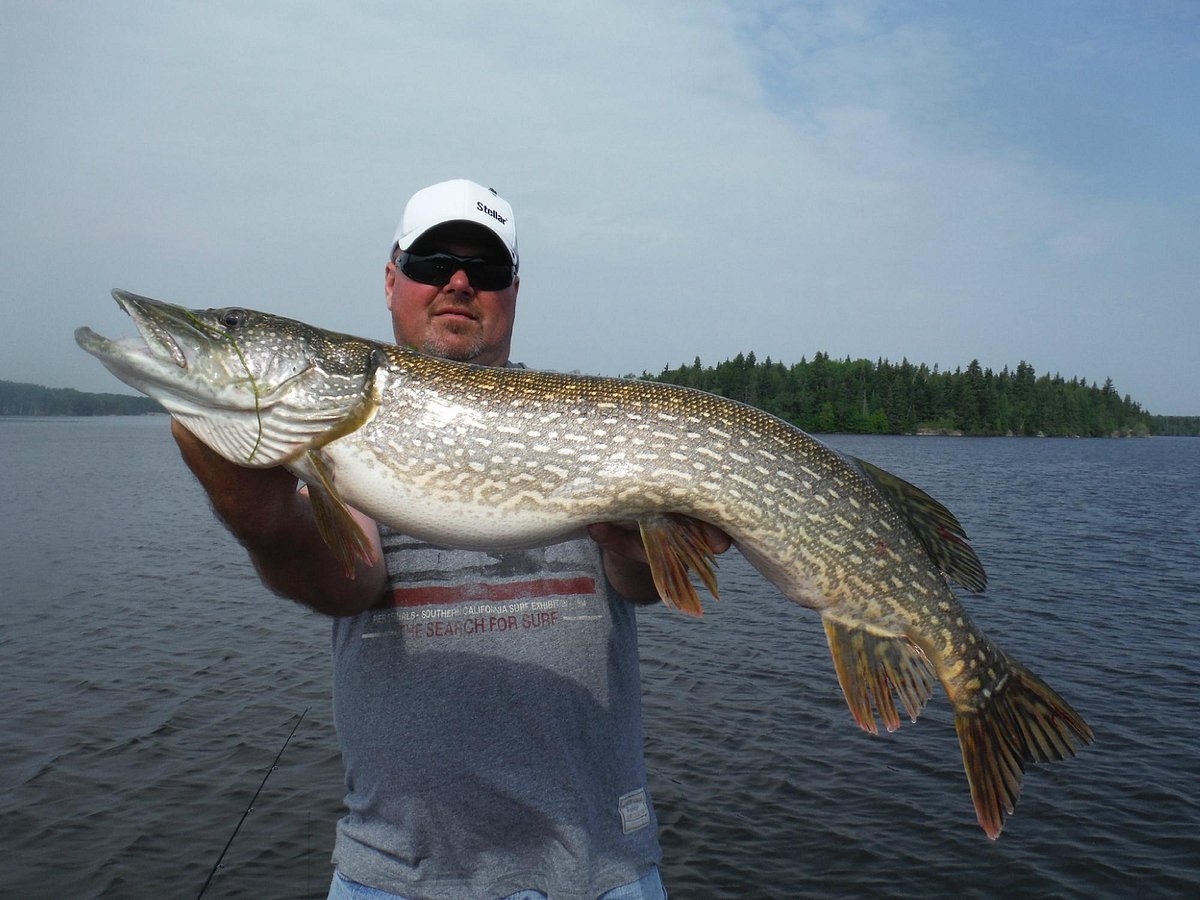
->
xmin=1 ymin=417 xmax=1198 ymax=898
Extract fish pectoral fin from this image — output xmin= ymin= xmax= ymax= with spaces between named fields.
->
xmin=638 ymin=513 xmax=721 ymax=617
xmin=953 ymin=657 xmax=1093 ymax=840
xmin=302 ymin=449 xmax=378 ymax=580
xmin=850 ymin=456 xmax=988 ymax=593
xmin=822 ymin=617 xmax=936 ymax=734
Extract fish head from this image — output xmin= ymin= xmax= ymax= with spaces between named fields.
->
xmin=76 ymin=289 xmax=385 ymax=466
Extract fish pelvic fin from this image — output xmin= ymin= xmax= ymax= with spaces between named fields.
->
xmin=303 ymin=448 xmax=379 ymax=580
xmin=822 ymin=617 xmax=936 ymax=733
xmin=954 ymin=658 xmax=1093 ymax=840
xmin=850 ymin=456 xmax=988 ymax=593
xmin=638 ymin=513 xmax=721 ymax=617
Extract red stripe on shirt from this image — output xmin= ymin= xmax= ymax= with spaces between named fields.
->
xmin=391 ymin=576 xmax=597 ymax=607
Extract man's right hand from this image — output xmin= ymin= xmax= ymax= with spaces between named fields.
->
xmin=170 ymin=419 xmax=387 ymax=615
xmin=171 ymin=418 xmax=301 ymax=543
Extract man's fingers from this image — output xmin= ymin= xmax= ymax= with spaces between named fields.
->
xmin=587 ymin=522 xmax=648 ymax=563
xmin=698 ymin=522 xmax=733 ymax=554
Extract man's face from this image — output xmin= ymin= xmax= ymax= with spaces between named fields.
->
xmin=385 ymin=226 xmax=519 ymax=367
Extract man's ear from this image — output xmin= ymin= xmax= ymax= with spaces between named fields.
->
xmin=385 ymin=262 xmax=397 ymax=310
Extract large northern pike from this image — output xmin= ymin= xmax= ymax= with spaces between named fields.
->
xmin=76 ymin=289 xmax=1092 ymax=838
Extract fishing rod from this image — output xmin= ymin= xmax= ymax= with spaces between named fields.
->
xmin=196 ymin=706 xmax=310 ymax=900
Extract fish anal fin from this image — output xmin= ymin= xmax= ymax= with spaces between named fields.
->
xmin=638 ymin=513 xmax=721 ymax=617
xmin=303 ymin=449 xmax=378 ymax=580
xmin=822 ymin=617 xmax=936 ymax=734
xmin=953 ymin=658 xmax=1093 ymax=839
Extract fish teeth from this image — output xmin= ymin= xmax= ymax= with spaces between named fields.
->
xmin=117 ymin=293 xmax=189 ymax=368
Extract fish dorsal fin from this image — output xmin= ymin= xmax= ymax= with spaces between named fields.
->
xmin=850 ymin=456 xmax=987 ymax=593
xmin=301 ymin=448 xmax=379 ymax=579
xmin=637 ymin=513 xmax=721 ymax=616
xmin=822 ymin=616 xmax=936 ymax=733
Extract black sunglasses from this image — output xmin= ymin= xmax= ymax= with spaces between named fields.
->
xmin=395 ymin=251 xmax=515 ymax=291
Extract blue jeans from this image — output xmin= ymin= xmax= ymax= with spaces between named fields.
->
xmin=327 ymin=865 xmax=667 ymax=899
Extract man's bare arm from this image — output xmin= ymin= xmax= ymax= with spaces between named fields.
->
xmin=171 ymin=420 xmax=386 ymax=616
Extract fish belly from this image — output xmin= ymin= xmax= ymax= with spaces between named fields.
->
xmin=317 ymin=438 xmax=594 ymax=550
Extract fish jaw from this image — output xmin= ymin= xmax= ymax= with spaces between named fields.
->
xmin=75 ymin=290 xmax=278 ymax=463
xmin=76 ymin=290 xmax=258 ymax=411
xmin=75 ymin=290 xmax=380 ymax=467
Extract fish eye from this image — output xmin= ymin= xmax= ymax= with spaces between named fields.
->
xmin=219 ymin=308 xmax=248 ymax=329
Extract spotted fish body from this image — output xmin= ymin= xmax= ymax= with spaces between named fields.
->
xmin=76 ymin=290 xmax=1092 ymax=838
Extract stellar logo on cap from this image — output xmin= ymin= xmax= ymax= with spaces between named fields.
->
xmin=477 ymin=201 xmax=508 ymax=225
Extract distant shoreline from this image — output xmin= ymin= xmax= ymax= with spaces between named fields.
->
xmin=1 ymin=379 xmax=163 ymax=417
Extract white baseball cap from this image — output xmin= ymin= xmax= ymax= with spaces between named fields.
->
xmin=393 ymin=179 xmax=518 ymax=269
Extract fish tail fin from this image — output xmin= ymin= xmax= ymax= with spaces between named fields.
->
xmin=638 ymin=513 xmax=721 ymax=616
xmin=953 ymin=658 xmax=1093 ymax=840
xmin=822 ymin=617 xmax=936 ymax=733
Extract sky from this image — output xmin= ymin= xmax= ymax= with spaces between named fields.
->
xmin=3 ymin=0 xmax=1197 ymax=415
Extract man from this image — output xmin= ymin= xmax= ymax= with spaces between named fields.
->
xmin=173 ymin=179 xmax=729 ymax=899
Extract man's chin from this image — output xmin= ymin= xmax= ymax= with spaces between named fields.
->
xmin=420 ymin=333 xmax=486 ymax=363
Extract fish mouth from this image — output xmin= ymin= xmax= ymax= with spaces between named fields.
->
xmin=75 ymin=289 xmax=212 ymax=370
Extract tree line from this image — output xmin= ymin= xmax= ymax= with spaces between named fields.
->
xmin=1149 ymin=416 xmax=1200 ymax=437
xmin=0 ymin=380 xmax=162 ymax=416
xmin=642 ymin=352 xmax=1188 ymax=437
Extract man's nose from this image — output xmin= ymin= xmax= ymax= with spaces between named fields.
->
xmin=445 ymin=268 xmax=475 ymax=292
